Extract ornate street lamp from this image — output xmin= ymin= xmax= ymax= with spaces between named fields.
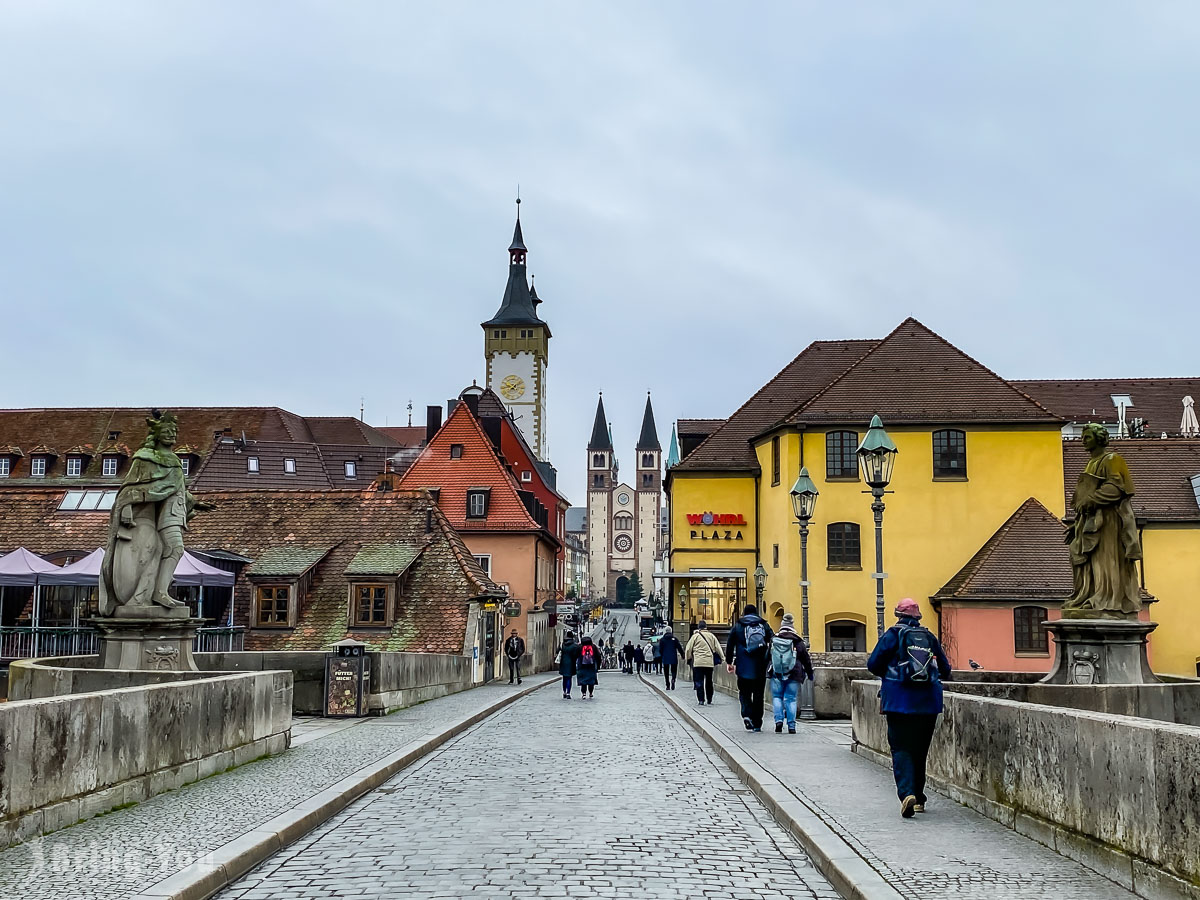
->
xmin=677 ymin=585 xmax=689 ymax=623
xmin=790 ymin=467 xmax=819 ymax=721
xmin=753 ymin=562 xmax=768 ymax=611
xmin=857 ymin=415 xmax=898 ymax=638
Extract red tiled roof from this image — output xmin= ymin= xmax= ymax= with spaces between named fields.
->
xmin=933 ymin=499 xmax=1073 ymax=602
xmin=1014 ymin=378 xmax=1200 ymax=435
xmin=1062 ymin=439 xmax=1200 ymax=522
xmin=789 ymin=319 xmax=1061 ymax=427
xmin=673 ymin=339 xmax=878 ymax=472
xmin=398 ymin=402 xmax=539 ymax=530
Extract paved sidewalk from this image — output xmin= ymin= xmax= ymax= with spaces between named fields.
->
xmin=219 ymin=675 xmax=840 ymax=900
xmin=0 ymin=677 xmax=553 ymax=900
xmin=672 ymin=680 xmax=1138 ymax=900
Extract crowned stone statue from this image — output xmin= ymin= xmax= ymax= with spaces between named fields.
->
xmin=99 ymin=410 xmax=215 ymax=616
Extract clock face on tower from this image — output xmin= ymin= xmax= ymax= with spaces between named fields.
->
xmin=616 ymin=492 xmax=630 ymax=506
xmin=499 ymin=375 xmax=526 ymax=400
xmin=614 ymin=534 xmax=633 ymax=553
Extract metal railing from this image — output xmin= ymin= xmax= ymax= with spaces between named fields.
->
xmin=0 ymin=625 xmax=245 ymax=660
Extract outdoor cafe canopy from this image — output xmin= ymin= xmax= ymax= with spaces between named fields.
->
xmin=33 ymin=549 xmax=234 ymax=588
xmin=0 ymin=548 xmax=61 ymax=586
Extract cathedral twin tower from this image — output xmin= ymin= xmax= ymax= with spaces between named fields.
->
xmin=482 ymin=204 xmax=662 ymax=605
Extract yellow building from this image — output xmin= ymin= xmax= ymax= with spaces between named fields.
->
xmin=667 ymin=319 xmax=1200 ymax=676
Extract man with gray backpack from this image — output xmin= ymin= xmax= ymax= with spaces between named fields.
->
xmin=867 ymin=598 xmax=952 ymax=819
xmin=725 ymin=604 xmax=774 ymax=732
xmin=767 ymin=613 xmax=814 ymax=733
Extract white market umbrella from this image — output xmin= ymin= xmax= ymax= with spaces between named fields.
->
xmin=1182 ymin=396 xmax=1200 ymax=438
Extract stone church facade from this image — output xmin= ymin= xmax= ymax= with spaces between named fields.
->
xmin=586 ymin=394 xmax=662 ymax=603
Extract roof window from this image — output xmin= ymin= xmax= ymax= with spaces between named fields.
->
xmin=450 ymin=444 xmax=464 ymax=459
xmin=1111 ymin=394 xmax=1133 ymax=410
xmin=59 ymin=489 xmax=118 ymax=511
xmin=247 ymin=456 xmax=260 ymax=473
xmin=284 ymin=457 xmax=297 ymax=474
xmin=345 ymin=461 xmax=357 ymax=478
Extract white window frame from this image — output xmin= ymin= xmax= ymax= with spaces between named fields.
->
xmin=284 ymin=457 xmax=297 ymax=474
xmin=102 ymin=456 xmax=119 ymax=477
xmin=467 ymin=491 xmax=487 ymax=518
xmin=247 ymin=456 xmax=260 ymax=473
xmin=344 ymin=461 xmax=357 ymax=478
xmin=31 ymin=457 xmax=47 ymax=477
xmin=473 ymin=555 xmax=492 ymax=577
xmin=0 ymin=457 xmax=11 ymax=477
xmin=181 ymin=457 xmax=191 ymax=476
xmin=520 ymin=470 xmax=532 ymax=482
xmin=66 ymin=457 xmax=83 ymax=477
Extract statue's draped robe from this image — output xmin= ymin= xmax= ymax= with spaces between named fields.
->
xmin=99 ymin=448 xmax=195 ymax=614
xmin=1064 ymin=450 xmax=1142 ymax=616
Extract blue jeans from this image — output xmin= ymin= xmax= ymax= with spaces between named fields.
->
xmin=771 ymin=677 xmax=800 ymax=728
xmin=886 ymin=713 xmax=938 ymax=802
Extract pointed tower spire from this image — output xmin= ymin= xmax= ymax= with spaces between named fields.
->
xmin=509 ymin=196 xmax=526 ymax=256
xmin=482 ymin=200 xmax=547 ymax=332
xmin=666 ymin=424 xmax=680 ymax=468
xmin=588 ymin=393 xmax=612 ymax=450
xmin=637 ymin=392 xmax=661 ymax=450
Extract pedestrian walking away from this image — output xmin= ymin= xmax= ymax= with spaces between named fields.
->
xmin=623 ymin=641 xmax=636 ymax=674
xmin=768 ymin=613 xmax=814 ymax=733
xmin=685 ymin=620 xmax=722 ymax=705
xmin=651 ymin=638 xmax=663 ymax=674
xmin=575 ymin=635 xmax=601 ymax=699
xmin=558 ymin=632 xmax=579 ymax=699
xmin=658 ymin=627 xmax=685 ymax=690
xmin=504 ymin=629 xmax=526 ymax=685
xmin=726 ymin=604 xmax=774 ymax=731
xmin=632 ymin=642 xmax=645 ymax=674
xmin=867 ymin=598 xmax=952 ymax=818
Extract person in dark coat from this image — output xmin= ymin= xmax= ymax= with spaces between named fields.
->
xmin=651 ymin=639 xmax=663 ymax=674
xmin=725 ymin=604 xmax=774 ymax=732
xmin=558 ymin=632 xmax=579 ymax=699
xmin=867 ymin=598 xmax=952 ymax=818
xmin=767 ymin=613 xmax=814 ymax=733
xmin=622 ymin=641 xmax=636 ymax=674
xmin=575 ymin=635 xmax=601 ymax=699
xmin=658 ymin=627 xmax=685 ymax=691
xmin=632 ymin=643 xmax=645 ymax=674
xmin=504 ymin=629 xmax=526 ymax=685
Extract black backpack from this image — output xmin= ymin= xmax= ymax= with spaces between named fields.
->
xmin=897 ymin=625 xmax=939 ymax=685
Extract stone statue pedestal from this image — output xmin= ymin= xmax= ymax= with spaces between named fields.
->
xmin=90 ymin=607 xmax=203 ymax=672
xmin=1042 ymin=618 xmax=1158 ymax=685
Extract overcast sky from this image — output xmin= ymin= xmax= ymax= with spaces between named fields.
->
xmin=2 ymin=3 xmax=1198 ymax=505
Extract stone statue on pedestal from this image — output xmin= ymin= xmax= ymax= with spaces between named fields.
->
xmin=1062 ymin=423 xmax=1143 ymax=619
xmin=92 ymin=411 xmax=215 ymax=671
xmin=99 ymin=411 xmax=215 ymax=617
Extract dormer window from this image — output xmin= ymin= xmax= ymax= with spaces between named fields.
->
xmin=102 ymin=457 xmax=119 ymax=477
xmin=247 ymin=456 xmax=260 ymax=473
xmin=467 ymin=488 xmax=490 ymax=519
xmin=66 ymin=457 xmax=83 ymax=478
xmin=181 ymin=457 xmax=191 ymax=476
xmin=0 ymin=458 xmax=9 ymax=477
xmin=31 ymin=457 xmax=47 ymax=477
xmin=450 ymin=444 xmax=464 ymax=459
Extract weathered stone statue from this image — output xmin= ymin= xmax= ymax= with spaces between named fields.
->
xmin=1061 ymin=423 xmax=1142 ymax=619
xmin=99 ymin=410 xmax=214 ymax=616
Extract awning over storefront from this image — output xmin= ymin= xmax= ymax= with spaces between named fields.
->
xmin=0 ymin=548 xmax=60 ymax=585
xmin=37 ymin=549 xmax=234 ymax=587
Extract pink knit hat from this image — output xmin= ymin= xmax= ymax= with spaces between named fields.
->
xmin=894 ymin=598 xmax=922 ymax=619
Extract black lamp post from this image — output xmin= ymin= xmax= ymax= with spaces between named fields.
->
xmin=753 ymin=562 xmax=767 ymax=612
xmin=677 ymin=585 xmax=689 ymax=625
xmin=790 ymin=467 xmax=819 ymax=721
xmin=857 ymin=415 xmax=898 ymax=638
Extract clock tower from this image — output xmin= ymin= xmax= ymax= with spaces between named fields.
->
xmin=483 ymin=201 xmax=551 ymax=460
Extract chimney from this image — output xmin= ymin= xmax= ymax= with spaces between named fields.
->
xmin=447 ymin=399 xmax=459 ymax=418
xmin=481 ymin=416 xmax=503 ymax=451
xmin=462 ymin=394 xmax=480 ymax=418
xmin=426 ymin=405 xmax=442 ymax=443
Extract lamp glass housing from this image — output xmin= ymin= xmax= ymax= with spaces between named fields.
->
xmin=789 ymin=468 xmax=819 ymax=522
xmin=856 ymin=415 xmax=898 ymax=490
xmin=753 ymin=562 xmax=768 ymax=591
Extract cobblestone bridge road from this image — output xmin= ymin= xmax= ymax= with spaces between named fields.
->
xmin=221 ymin=675 xmax=839 ymax=900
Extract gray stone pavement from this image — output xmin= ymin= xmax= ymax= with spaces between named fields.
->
xmin=0 ymin=678 xmax=552 ymax=900
xmin=681 ymin=680 xmax=1140 ymax=900
xmin=219 ymin=675 xmax=840 ymax=900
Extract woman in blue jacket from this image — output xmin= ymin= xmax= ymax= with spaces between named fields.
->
xmin=867 ymin=598 xmax=952 ymax=819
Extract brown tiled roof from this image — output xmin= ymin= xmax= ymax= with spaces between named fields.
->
xmin=1014 ymin=378 xmax=1200 ymax=435
xmin=933 ymin=499 xmax=1073 ymax=602
xmin=677 ymin=419 xmax=725 ymax=436
xmin=376 ymin=426 xmax=426 ymax=448
xmin=305 ymin=417 xmax=399 ymax=447
xmin=193 ymin=441 xmax=333 ymax=491
xmin=789 ymin=319 xmax=1061 ymax=426
xmin=673 ymin=339 xmax=878 ymax=472
xmin=1062 ymin=439 xmax=1200 ymax=522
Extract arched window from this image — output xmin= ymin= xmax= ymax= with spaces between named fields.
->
xmin=592 ymin=453 xmax=605 ymax=468
xmin=827 ymin=523 xmax=861 ymax=568
xmin=614 ymin=514 xmax=633 ymax=531
xmin=933 ymin=429 xmax=967 ymax=478
xmin=826 ymin=620 xmax=866 ymax=652
xmin=1014 ymin=606 xmax=1049 ymax=654
xmin=641 ymin=453 xmax=655 ymax=467
xmin=825 ymin=431 xmax=859 ymax=479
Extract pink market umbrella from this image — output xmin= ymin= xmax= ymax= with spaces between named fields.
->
xmin=172 ymin=551 xmax=234 ymax=587
xmin=40 ymin=548 xmax=106 ymax=586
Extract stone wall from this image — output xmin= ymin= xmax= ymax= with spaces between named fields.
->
xmin=1 ymin=661 xmax=292 ymax=850
xmin=851 ymin=681 xmax=1200 ymax=895
xmin=943 ymin=680 xmax=1200 ymax=727
xmin=196 ymin=650 xmax=473 ymax=715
